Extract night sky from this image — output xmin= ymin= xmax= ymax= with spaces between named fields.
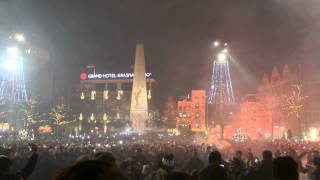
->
xmin=1 ymin=0 xmax=320 ymax=108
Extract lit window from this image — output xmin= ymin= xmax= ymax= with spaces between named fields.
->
xmin=91 ymin=90 xmax=96 ymax=100
xmin=182 ymin=113 xmax=187 ymax=118
xmin=79 ymin=113 xmax=83 ymax=121
xmin=103 ymin=90 xmax=109 ymax=100
xmin=80 ymin=92 xmax=85 ymax=100
xmin=104 ymin=124 xmax=108 ymax=133
xmin=117 ymin=90 xmax=123 ymax=100
xmin=90 ymin=113 xmax=95 ymax=121
xmin=148 ymin=90 xmax=152 ymax=99
xmin=103 ymin=113 xmax=108 ymax=121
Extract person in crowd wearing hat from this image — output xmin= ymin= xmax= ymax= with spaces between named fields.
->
xmin=0 ymin=143 xmax=38 ymax=180
xmin=199 ymin=150 xmax=228 ymax=180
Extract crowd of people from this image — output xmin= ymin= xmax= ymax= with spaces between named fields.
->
xmin=1 ymin=136 xmax=320 ymax=180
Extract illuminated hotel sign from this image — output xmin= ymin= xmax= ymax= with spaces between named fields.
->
xmin=80 ymin=72 xmax=152 ymax=80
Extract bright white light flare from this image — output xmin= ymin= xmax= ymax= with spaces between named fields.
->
xmin=3 ymin=59 xmax=18 ymax=71
xmin=217 ymin=52 xmax=227 ymax=63
xmin=213 ymin=41 xmax=220 ymax=47
xmin=14 ymin=33 xmax=25 ymax=42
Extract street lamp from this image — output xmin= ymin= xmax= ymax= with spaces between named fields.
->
xmin=217 ymin=52 xmax=227 ymax=63
xmin=13 ymin=33 xmax=25 ymax=42
xmin=213 ymin=41 xmax=220 ymax=47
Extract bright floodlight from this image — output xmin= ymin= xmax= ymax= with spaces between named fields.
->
xmin=213 ymin=41 xmax=220 ymax=47
xmin=7 ymin=47 xmax=19 ymax=56
xmin=217 ymin=52 xmax=227 ymax=63
xmin=3 ymin=59 xmax=18 ymax=71
xmin=14 ymin=33 xmax=25 ymax=42
xmin=223 ymin=48 xmax=228 ymax=53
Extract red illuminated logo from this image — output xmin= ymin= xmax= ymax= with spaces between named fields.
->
xmin=80 ymin=73 xmax=87 ymax=80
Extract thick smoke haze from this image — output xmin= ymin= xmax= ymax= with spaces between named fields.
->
xmin=0 ymin=0 xmax=319 ymax=109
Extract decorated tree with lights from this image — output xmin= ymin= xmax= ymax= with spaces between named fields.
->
xmin=232 ymin=128 xmax=249 ymax=143
xmin=49 ymin=103 xmax=73 ymax=136
xmin=23 ymin=97 xmax=44 ymax=127
xmin=208 ymin=42 xmax=235 ymax=139
xmin=176 ymin=113 xmax=192 ymax=127
xmin=282 ymin=84 xmax=307 ymax=137
xmin=49 ymin=104 xmax=73 ymax=125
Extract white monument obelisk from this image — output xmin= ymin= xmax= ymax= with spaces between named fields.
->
xmin=130 ymin=43 xmax=148 ymax=133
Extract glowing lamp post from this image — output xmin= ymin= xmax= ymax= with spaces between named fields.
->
xmin=10 ymin=33 xmax=25 ymax=43
xmin=213 ymin=41 xmax=220 ymax=47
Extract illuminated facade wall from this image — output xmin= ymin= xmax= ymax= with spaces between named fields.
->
xmin=240 ymin=95 xmax=272 ymax=139
xmin=302 ymin=79 xmax=320 ymax=129
xmin=177 ymin=90 xmax=206 ymax=131
xmin=177 ymin=99 xmax=192 ymax=127
xmin=240 ymin=65 xmax=298 ymax=138
xmin=71 ymin=73 xmax=156 ymax=133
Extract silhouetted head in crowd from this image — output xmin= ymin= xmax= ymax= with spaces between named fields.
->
xmin=0 ymin=155 xmax=11 ymax=175
xmin=165 ymin=172 xmax=192 ymax=180
xmin=273 ymin=156 xmax=298 ymax=180
xmin=161 ymin=153 xmax=175 ymax=172
xmin=312 ymin=157 xmax=320 ymax=170
xmin=75 ymin=155 xmax=90 ymax=164
xmin=262 ymin=150 xmax=273 ymax=161
xmin=94 ymin=152 xmax=117 ymax=166
xmin=135 ymin=147 xmax=143 ymax=154
xmin=141 ymin=164 xmax=151 ymax=176
xmin=247 ymin=152 xmax=254 ymax=160
xmin=208 ymin=151 xmax=222 ymax=164
xmin=53 ymin=160 xmax=126 ymax=180
xmin=235 ymin=150 xmax=243 ymax=160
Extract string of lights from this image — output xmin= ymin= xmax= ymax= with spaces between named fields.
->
xmin=0 ymin=38 xmax=28 ymax=102
xmin=208 ymin=42 xmax=235 ymax=105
